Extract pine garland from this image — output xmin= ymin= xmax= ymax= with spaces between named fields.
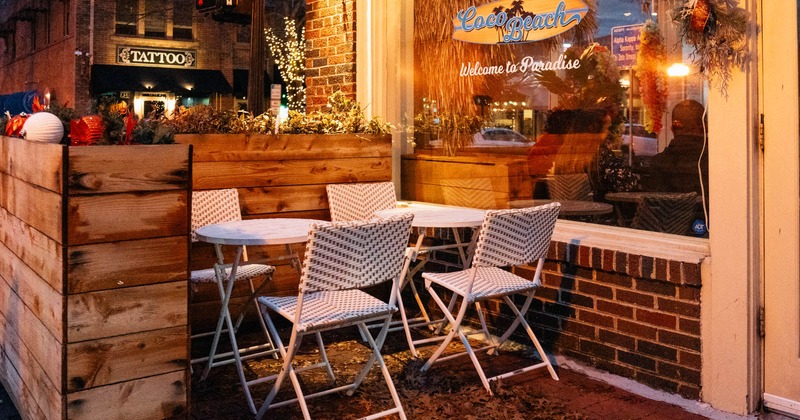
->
xmin=634 ymin=22 xmax=668 ymax=134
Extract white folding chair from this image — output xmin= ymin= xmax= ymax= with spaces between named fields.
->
xmin=420 ymin=203 xmax=561 ymax=394
xmin=190 ymin=189 xmax=278 ymax=411
xmin=326 ymin=182 xmax=435 ymax=341
xmin=255 ymin=214 xmax=414 ymax=420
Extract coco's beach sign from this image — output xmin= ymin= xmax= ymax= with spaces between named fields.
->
xmin=453 ymin=0 xmax=589 ymax=44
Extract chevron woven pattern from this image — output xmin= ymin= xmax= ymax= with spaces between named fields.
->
xmin=549 ymin=173 xmax=592 ymax=201
xmin=326 ymin=182 xmax=397 ymax=221
xmin=631 ymin=192 xmax=698 ymax=235
xmin=423 ymin=266 xmax=540 ymax=302
xmin=191 ymin=189 xmax=242 ymax=242
xmin=471 ymin=203 xmax=561 ymax=268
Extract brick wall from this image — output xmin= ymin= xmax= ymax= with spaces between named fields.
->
xmin=504 ymin=241 xmax=704 ymax=400
xmin=305 ymin=0 xmax=357 ymax=111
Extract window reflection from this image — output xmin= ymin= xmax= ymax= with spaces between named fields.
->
xmin=406 ymin=0 xmax=709 ymax=237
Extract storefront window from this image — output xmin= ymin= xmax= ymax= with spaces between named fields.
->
xmin=115 ymin=0 xmax=137 ymax=36
xmin=173 ymin=0 xmax=194 ymax=40
xmin=145 ymin=0 xmax=167 ymax=38
xmin=406 ymin=0 xmax=709 ymax=237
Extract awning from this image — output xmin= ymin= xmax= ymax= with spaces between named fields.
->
xmin=91 ymin=64 xmax=232 ymax=96
xmin=232 ymin=69 xmax=276 ymax=98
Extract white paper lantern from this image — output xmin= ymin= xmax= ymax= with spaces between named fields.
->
xmin=21 ymin=112 xmax=64 ymax=143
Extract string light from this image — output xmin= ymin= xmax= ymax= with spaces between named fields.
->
xmin=265 ymin=17 xmax=306 ymax=111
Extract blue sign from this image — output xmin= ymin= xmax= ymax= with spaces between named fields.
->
xmin=611 ymin=24 xmax=643 ymax=69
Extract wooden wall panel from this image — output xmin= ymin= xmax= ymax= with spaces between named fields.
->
xmin=192 ymin=157 xmax=392 ymax=190
xmin=237 ymin=184 xmax=329 ymax=215
xmin=67 ymin=145 xmax=191 ymax=194
xmin=0 ymin=139 xmax=64 ymax=193
xmin=67 ymin=281 xmax=188 ymax=343
xmin=183 ymin=133 xmax=391 ymax=161
xmin=68 ymin=236 xmax=188 ymax=294
xmin=66 ymin=326 xmax=187 ymax=392
xmin=0 ymin=273 xmax=63 ymax=390
xmin=0 ymin=349 xmax=55 ymax=420
xmin=66 ymin=371 xmax=187 ymax=420
xmin=0 ymin=207 xmax=63 ymax=291
xmin=0 ymin=172 xmax=63 ymax=243
xmin=67 ymin=191 xmax=189 ymax=245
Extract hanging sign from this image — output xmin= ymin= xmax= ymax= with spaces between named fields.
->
xmin=611 ymin=24 xmax=644 ymax=69
xmin=117 ymin=46 xmax=197 ymax=68
xmin=452 ymin=0 xmax=589 ymax=45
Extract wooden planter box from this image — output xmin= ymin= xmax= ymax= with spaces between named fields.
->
xmin=0 ymin=137 xmax=192 ymax=419
xmin=175 ymin=133 xmax=392 ymax=329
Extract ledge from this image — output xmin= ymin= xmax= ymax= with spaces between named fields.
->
xmin=553 ymin=220 xmax=710 ymax=264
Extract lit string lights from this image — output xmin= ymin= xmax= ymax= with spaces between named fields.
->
xmin=265 ymin=18 xmax=306 ymax=111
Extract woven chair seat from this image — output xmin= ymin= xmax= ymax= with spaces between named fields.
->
xmin=260 ymin=290 xmax=398 ymax=333
xmin=191 ymin=263 xmax=275 ymax=283
xmin=423 ymin=267 xmax=538 ymax=302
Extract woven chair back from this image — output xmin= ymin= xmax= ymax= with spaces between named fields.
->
xmin=631 ymin=192 xmax=698 ymax=235
xmin=326 ymin=182 xmax=397 ymax=221
xmin=549 ymin=173 xmax=592 ymax=201
xmin=471 ymin=203 xmax=560 ymax=268
xmin=191 ymin=189 xmax=242 ymax=242
xmin=300 ymin=214 xmax=413 ymax=292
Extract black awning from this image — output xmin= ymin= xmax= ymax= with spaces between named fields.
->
xmin=232 ymin=69 xmax=275 ymax=98
xmin=91 ymin=64 xmax=232 ymax=96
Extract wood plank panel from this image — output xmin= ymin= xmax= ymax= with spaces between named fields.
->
xmin=242 ymin=208 xmax=330 ymax=221
xmin=66 ymin=326 xmax=187 ymax=392
xmin=0 ymin=273 xmax=64 ymax=389
xmin=0 ymin=242 xmax=63 ymax=340
xmin=401 ymin=157 xmax=511 ymax=193
xmin=66 ymin=370 xmax=187 ymax=420
xmin=0 ymin=172 xmax=63 ymax=242
xmin=0 ymin=310 xmax=62 ymax=419
xmin=0 ymin=350 xmax=55 ymax=420
xmin=0 ymin=137 xmax=64 ymax=193
xmin=67 ymin=144 xmax=191 ymax=194
xmin=192 ymin=157 xmax=391 ymax=189
xmin=67 ymin=191 xmax=188 ymax=245
xmin=67 ymin=281 xmax=187 ymax=343
xmin=0 ymin=207 xmax=63 ymax=290
xmin=237 ymin=184 xmax=330 ymax=215
xmin=68 ymin=236 xmax=188 ymax=294
xmin=177 ymin=133 xmax=391 ymax=161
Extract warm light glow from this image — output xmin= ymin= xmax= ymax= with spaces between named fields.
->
xmin=619 ymin=77 xmax=631 ymax=87
xmin=133 ymin=98 xmax=144 ymax=118
xmin=623 ymin=12 xmax=632 ymax=17
xmin=667 ymin=63 xmax=691 ymax=77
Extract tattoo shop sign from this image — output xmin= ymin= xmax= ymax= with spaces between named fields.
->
xmin=453 ymin=0 xmax=589 ymax=45
xmin=117 ymin=46 xmax=197 ymax=68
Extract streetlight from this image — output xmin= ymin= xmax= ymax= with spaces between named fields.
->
xmin=667 ymin=62 xmax=690 ymax=98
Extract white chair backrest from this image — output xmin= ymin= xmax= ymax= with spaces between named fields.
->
xmin=471 ymin=203 xmax=560 ymax=268
xmin=299 ymin=214 xmax=413 ymax=293
xmin=326 ymin=182 xmax=397 ymax=221
xmin=191 ymin=189 xmax=242 ymax=242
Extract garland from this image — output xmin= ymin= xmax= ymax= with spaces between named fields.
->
xmin=634 ymin=22 xmax=668 ymax=134
xmin=671 ymin=0 xmax=750 ymax=94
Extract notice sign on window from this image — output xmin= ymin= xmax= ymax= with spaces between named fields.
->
xmin=611 ymin=24 xmax=643 ymax=69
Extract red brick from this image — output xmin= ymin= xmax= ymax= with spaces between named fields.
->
xmin=638 ymin=340 xmax=678 ymax=361
xmin=636 ymin=278 xmax=677 ymax=297
xmin=679 ymin=317 xmax=700 ymax=335
xmin=580 ymin=339 xmax=617 ymax=359
xmin=659 ymin=330 xmax=701 ymax=352
xmin=619 ymin=350 xmax=657 ymax=371
xmin=628 ymin=254 xmax=641 ymax=277
xmin=668 ymin=260 xmax=682 ymax=282
xmin=597 ymin=300 xmax=634 ymax=319
xmin=578 ymin=280 xmax=613 ymax=299
xmin=601 ymin=249 xmax=615 ymax=272
xmin=599 ymin=329 xmax=636 ymax=350
xmin=561 ymin=319 xmax=596 ymax=338
xmin=655 ymin=258 xmax=668 ymax=280
xmin=616 ymin=289 xmax=655 ymax=307
xmin=678 ymin=384 xmax=701 ymax=400
xmin=614 ymin=251 xmax=628 ymax=274
xmin=657 ymin=361 xmax=700 ymax=384
xmin=560 ymin=291 xmax=594 ymax=308
xmin=679 ymin=350 xmax=701 ymax=369
xmin=683 ymin=262 xmax=702 ymax=286
xmin=578 ymin=245 xmax=591 ymax=266
xmin=578 ymin=309 xmax=614 ymax=328
xmin=636 ymin=371 xmax=679 ymax=394
xmin=657 ymin=297 xmax=700 ymax=318
xmin=544 ymin=302 xmax=577 ymax=319
xmin=678 ymin=285 xmax=701 ymax=302
xmin=616 ymin=319 xmax=657 ymax=340
xmin=596 ymin=271 xmax=633 ymax=288
xmin=591 ymin=247 xmax=602 ymax=267
xmin=641 ymin=256 xmax=654 ymax=278
xmin=636 ymin=308 xmax=677 ymax=329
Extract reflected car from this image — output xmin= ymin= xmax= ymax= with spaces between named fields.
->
xmin=621 ymin=124 xmax=659 ymax=156
xmin=472 ymin=128 xmax=534 ymax=147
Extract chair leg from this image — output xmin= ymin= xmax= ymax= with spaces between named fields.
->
xmin=256 ymin=328 xmax=311 ymax=420
xmin=473 ymin=301 xmax=496 ymax=349
xmin=456 ymin=324 xmax=493 ymax=395
xmin=315 ymin=331 xmax=335 ymax=382
xmin=421 ymin=285 xmax=468 ymax=371
xmin=502 ymin=295 xmax=559 ymax=381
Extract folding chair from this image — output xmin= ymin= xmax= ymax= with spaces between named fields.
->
xmin=420 ymin=203 xmax=561 ymax=394
xmin=190 ymin=189 xmax=278 ymax=412
xmin=549 ymin=173 xmax=593 ymax=201
xmin=255 ymin=214 xmax=414 ymax=420
xmin=326 ymin=182 xmax=434 ymax=335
